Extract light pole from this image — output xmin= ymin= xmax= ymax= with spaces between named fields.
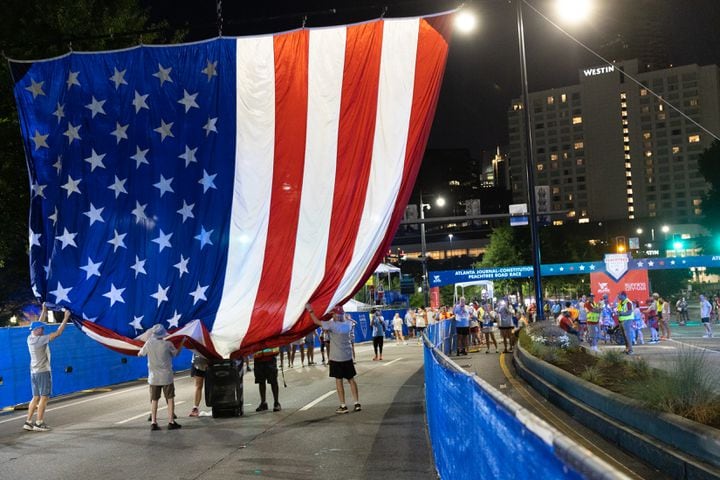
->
xmin=448 ymin=233 xmax=454 ymax=253
xmin=419 ymin=193 xmax=445 ymax=307
xmin=516 ymin=0 xmax=545 ymax=319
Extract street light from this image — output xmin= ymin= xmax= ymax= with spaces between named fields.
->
xmin=420 ymin=193 xmax=445 ymax=307
xmin=636 ymin=228 xmax=643 ymax=235
xmin=448 ymin=233 xmax=454 ymax=259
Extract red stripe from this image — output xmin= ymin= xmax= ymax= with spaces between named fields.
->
xmin=299 ymin=21 xmax=384 ymax=327
xmin=355 ymin=19 xmax=450 ymax=294
xmin=241 ymin=30 xmax=310 ymax=349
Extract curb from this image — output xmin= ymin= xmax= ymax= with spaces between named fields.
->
xmin=514 ymin=344 xmax=720 ymax=480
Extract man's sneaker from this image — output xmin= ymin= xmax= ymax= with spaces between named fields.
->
xmin=33 ymin=422 xmax=51 ymax=432
xmin=273 ymin=403 xmax=282 ymax=412
xmin=256 ymin=402 xmax=268 ymax=412
xmin=189 ymin=407 xmax=199 ymax=417
xmin=23 ymin=421 xmax=34 ymax=431
xmin=354 ymin=403 xmax=362 ymax=412
xmin=150 ymin=423 xmax=160 ymax=431
xmin=168 ymin=422 xmax=182 ymax=430
xmin=335 ymin=405 xmax=349 ymax=414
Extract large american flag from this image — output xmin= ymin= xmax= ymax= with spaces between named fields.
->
xmin=11 ymin=15 xmax=450 ymax=358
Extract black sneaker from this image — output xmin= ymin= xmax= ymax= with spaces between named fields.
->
xmin=256 ymin=402 xmax=268 ymax=412
xmin=168 ymin=422 xmax=182 ymax=430
xmin=335 ymin=405 xmax=349 ymax=414
xmin=353 ymin=403 xmax=362 ymax=412
xmin=273 ymin=403 xmax=282 ymax=412
xmin=33 ymin=422 xmax=51 ymax=432
xmin=23 ymin=421 xmax=34 ymax=431
xmin=151 ymin=423 xmax=160 ymax=431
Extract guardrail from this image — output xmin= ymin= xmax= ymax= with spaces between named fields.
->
xmin=423 ymin=322 xmax=627 ymax=480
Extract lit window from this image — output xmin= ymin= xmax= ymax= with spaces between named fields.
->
xmin=576 ymin=158 xmax=584 ymax=166
xmin=649 ymin=212 xmax=656 ymax=217
xmin=449 ymin=180 xmax=460 ymax=186
xmin=627 ymin=189 xmax=633 ymax=195
xmin=629 ymin=214 xmax=635 ymax=219
xmin=658 ymin=103 xmax=664 ymax=112
xmin=648 ymin=202 xmax=656 ymax=210
xmin=690 ymin=98 xmax=699 ymax=107
xmin=672 ymin=146 xmax=680 ymax=154
xmin=620 ymin=93 xmax=627 ymax=100
xmin=552 ymin=187 xmax=560 ymax=194
xmin=689 ymin=134 xmax=701 ymax=143
xmin=622 ymin=119 xmax=629 ymax=126
xmin=574 ymin=141 xmax=584 ymax=150
xmin=695 ymin=208 xmax=702 ymax=215
xmin=624 ymin=145 xmax=631 ymax=152
xmin=626 ymin=180 xmax=633 ymax=186
xmin=550 ymin=153 xmax=559 ymax=161
xmin=645 ymin=151 xmax=652 ymax=157
xmin=552 ymin=220 xmax=564 ymax=226
xmin=563 ymin=152 xmax=569 ymax=160
xmin=561 ymin=93 xmax=567 ymax=103
xmin=567 ymin=211 xmax=576 ymax=218
xmin=621 ymin=102 xmax=627 ymax=108
xmin=621 ymin=111 xmax=628 ymax=118
xmin=567 ymin=194 xmax=574 ymax=201
xmin=623 ymin=128 xmax=629 ymax=134
xmin=572 ymin=116 xmax=583 ymax=124
xmin=640 ymin=88 xmax=648 ymax=96
xmin=643 ymin=132 xmax=652 ymax=140
xmin=657 ymin=112 xmax=666 ymax=120
xmin=547 ymin=96 xmax=554 ymax=105
xmin=624 ymin=154 xmax=631 ymax=160
xmin=537 ymin=164 xmax=544 ymax=171
xmin=578 ymin=218 xmax=590 ymax=224
xmin=625 ymin=162 xmax=632 ymax=168
xmin=693 ymin=198 xmax=702 ymax=206
xmin=628 ymin=206 xmax=635 ymax=212
xmin=513 ymin=103 xmax=523 ymax=111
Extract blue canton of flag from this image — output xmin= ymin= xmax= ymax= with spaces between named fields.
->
xmin=12 ymin=41 xmax=237 ymax=340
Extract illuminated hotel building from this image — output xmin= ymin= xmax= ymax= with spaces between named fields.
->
xmin=507 ymin=59 xmax=720 ymax=224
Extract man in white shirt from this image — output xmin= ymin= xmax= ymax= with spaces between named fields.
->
xmin=306 ymin=304 xmax=361 ymax=414
xmin=24 ymin=303 xmax=70 ymax=432
xmin=139 ymin=324 xmax=182 ymax=431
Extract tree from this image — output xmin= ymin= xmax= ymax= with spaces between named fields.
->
xmin=0 ymin=0 xmax=180 ymax=303
xmin=697 ymin=140 xmax=720 ymax=235
xmin=480 ymin=225 xmax=529 ymax=295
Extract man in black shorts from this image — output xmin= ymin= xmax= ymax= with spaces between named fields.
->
xmin=253 ymin=348 xmax=281 ymax=412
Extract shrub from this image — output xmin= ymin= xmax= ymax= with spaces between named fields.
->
xmin=629 ymin=348 xmax=720 ymax=424
xmin=598 ymin=349 xmax=625 ymax=369
xmin=626 ymin=358 xmax=651 ymax=380
xmin=580 ymin=365 xmax=605 ymax=385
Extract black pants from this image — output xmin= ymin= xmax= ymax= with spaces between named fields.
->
xmin=373 ymin=336 xmax=384 ymax=355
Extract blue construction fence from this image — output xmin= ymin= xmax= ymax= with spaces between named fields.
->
xmin=0 ymin=309 xmax=408 ymax=410
xmin=0 ymin=324 xmax=192 ymax=410
xmin=423 ymin=322 xmax=610 ymax=480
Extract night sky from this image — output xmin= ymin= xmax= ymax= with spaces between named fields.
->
xmin=145 ymin=0 xmax=720 ymax=159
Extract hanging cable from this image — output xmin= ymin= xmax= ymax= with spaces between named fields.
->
xmin=216 ymin=0 xmax=223 ymax=37
xmin=522 ymin=0 xmax=720 ymax=142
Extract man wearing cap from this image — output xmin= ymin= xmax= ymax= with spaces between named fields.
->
xmin=305 ymin=304 xmax=361 ymax=414
xmin=24 ymin=303 xmax=71 ymax=432
xmin=616 ymin=292 xmax=635 ymax=355
xmin=138 ymin=324 xmax=182 ymax=431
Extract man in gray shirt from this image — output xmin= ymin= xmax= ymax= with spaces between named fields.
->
xmin=24 ymin=303 xmax=70 ymax=432
xmin=139 ymin=324 xmax=182 ymax=431
xmin=306 ymin=303 xmax=361 ymax=414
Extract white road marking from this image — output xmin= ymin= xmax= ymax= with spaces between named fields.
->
xmin=115 ymin=401 xmax=186 ymax=424
xmin=0 ymin=375 xmax=190 ymax=425
xmin=299 ymin=391 xmax=335 ymax=411
xmin=381 ymin=358 xmax=403 ymax=367
xmin=668 ymin=338 xmax=720 ymax=354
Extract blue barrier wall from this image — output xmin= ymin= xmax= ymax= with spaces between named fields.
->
xmin=0 ymin=324 xmax=191 ymax=409
xmin=424 ymin=322 xmax=586 ymax=480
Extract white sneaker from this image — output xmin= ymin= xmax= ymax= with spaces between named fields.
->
xmin=33 ymin=422 xmax=51 ymax=432
xmin=703 ymin=334 xmax=710 ymax=338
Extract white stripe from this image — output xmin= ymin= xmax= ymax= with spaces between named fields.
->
xmin=330 ymin=18 xmax=420 ymax=307
xmin=299 ymin=390 xmax=336 ymax=411
xmin=282 ymin=27 xmax=347 ymax=331
xmin=212 ymin=36 xmax=276 ymax=358
xmin=381 ymin=357 xmax=403 ymax=367
xmin=82 ymin=326 xmax=140 ymax=352
xmin=115 ymin=401 xmax=185 ymax=425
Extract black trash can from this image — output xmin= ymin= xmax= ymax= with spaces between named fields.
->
xmin=205 ymin=359 xmax=244 ymax=417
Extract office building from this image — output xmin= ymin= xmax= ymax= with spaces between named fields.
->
xmin=507 ymin=59 xmax=720 ymax=224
